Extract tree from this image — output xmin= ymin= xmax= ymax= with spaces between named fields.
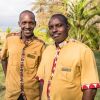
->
xmin=67 ymin=0 xmax=100 ymax=49
xmin=31 ymin=0 xmax=68 ymax=26
xmin=31 ymin=0 xmax=68 ymax=44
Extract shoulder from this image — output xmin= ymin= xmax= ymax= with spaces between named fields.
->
xmin=42 ymin=44 xmax=55 ymax=54
xmin=67 ymin=38 xmax=92 ymax=51
xmin=68 ymin=39 xmax=93 ymax=54
xmin=75 ymin=40 xmax=90 ymax=50
xmin=35 ymin=37 xmax=45 ymax=45
xmin=68 ymin=39 xmax=88 ymax=48
xmin=6 ymin=33 xmax=20 ymax=39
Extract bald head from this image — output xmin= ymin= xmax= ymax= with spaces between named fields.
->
xmin=19 ymin=10 xmax=35 ymax=22
xmin=18 ymin=10 xmax=36 ymax=39
xmin=49 ymin=14 xmax=69 ymax=27
xmin=48 ymin=14 xmax=70 ymax=44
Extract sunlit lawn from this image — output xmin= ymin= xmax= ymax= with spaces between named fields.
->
xmin=0 ymin=51 xmax=100 ymax=100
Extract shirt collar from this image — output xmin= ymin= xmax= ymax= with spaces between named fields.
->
xmin=59 ymin=41 xmax=67 ymax=48
xmin=55 ymin=39 xmax=69 ymax=49
xmin=20 ymin=31 xmax=36 ymax=41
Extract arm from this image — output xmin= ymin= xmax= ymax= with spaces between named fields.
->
xmin=82 ymin=89 xmax=97 ymax=100
xmin=1 ymin=58 xmax=8 ymax=77
xmin=36 ymin=45 xmax=46 ymax=100
xmin=81 ymin=47 xmax=100 ymax=100
xmin=35 ymin=76 xmax=44 ymax=100
xmin=0 ymin=38 xmax=8 ymax=77
xmin=39 ymin=79 xmax=44 ymax=99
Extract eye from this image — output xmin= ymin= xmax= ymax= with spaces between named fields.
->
xmin=56 ymin=24 xmax=63 ymax=27
xmin=49 ymin=25 xmax=53 ymax=30
xmin=29 ymin=22 xmax=34 ymax=25
xmin=21 ymin=21 xmax=36 ymax=26
xmin=22 ymin=21 xmax=26 ymax=25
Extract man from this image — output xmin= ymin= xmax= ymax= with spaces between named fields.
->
xmin=36 ymin=14 xmax=100 ymax=100
xmin=1 ymin=10 xmax=45 ymax=100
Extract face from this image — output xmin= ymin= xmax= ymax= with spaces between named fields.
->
xmin=18 ymin=13 xmax=36 ymax=38
xmin=48 ymin=17 xmax=69 ymax=44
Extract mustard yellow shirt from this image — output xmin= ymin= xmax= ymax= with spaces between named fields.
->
xmin=37 ymin=39 xmax=100 ymax=100
xmin=1 ymin=33 xmax=45 ymax=100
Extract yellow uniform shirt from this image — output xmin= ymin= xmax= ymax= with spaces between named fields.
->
xmin=1 ymin=33 xmax=45 ymax=100
xmin=37 ymin=39 xmax=100 ymax=100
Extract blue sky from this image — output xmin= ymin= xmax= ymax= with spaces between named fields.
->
xmin=0 ymin=0 xmax=35 ymax=32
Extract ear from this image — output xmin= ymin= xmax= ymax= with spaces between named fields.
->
xmin=34 ymin=21 xmax=36 ymax=27
xmin=18 ymin=21 xmax=20 ymax=27
xmin=66 ymin=25 xmax=70 ymax=31
xmin=68 ymin=25 xmax=70 ymax=31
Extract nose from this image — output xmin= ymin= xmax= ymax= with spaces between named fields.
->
xmin=52 ymin=26 xmax=57 ymax=33
xmin=25 ymin=23 xmax=30 ymax=28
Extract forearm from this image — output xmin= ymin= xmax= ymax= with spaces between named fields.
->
xmin=1 ymin=58 xmax=8 ymax=76
xmin=82 ymin=89 xmax=97 ymax=100
xmin=39 ymin=80 xmax=43 ymax=98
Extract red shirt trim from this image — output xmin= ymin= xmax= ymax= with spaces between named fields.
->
xmin=35 ymin=76 xmax=44 ymax=84
xmin=82 ymin=83 xmax=100 ymax=90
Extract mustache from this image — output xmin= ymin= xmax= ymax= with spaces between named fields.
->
xmin=51 ymin=33 xmax=61 ymax=36
xmin=24 ymin=28 xmax=32 ymax=30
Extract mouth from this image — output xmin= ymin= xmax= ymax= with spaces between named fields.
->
xmin=52 ymin=33 xmax=61 ymax=38
xmin=24 ymin=29 xmax=31 ymax=32
xmin=23 ymin=29 xmax=33 ymax=36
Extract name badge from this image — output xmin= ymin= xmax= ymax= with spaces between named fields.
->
xmin=61 ymin=67 xmax=71 ymax=72
xmin=27 ymin=54 xmax=35 ymax=59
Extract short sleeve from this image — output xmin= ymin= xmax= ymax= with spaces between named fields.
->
xmin=1 ymin=38 xmax=8 ymax=60
xmin=81 ymin=47 xmax=100 ymax=89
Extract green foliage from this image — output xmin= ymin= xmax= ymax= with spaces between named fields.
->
xmin=31 ymin=0 xmax=68 ymax=44
xmin=0 ymin=64 xmax=5 ymax=100
xmin=0 ymin=37 xmax=2 ymax=46
xmin=0 ymin=29 xmax=2 ymax=32
xmin=31 ymin=0 xmax=100 ymax=48
xmin=67 ymin=0 xmax=100 ymax=50
xmin=34 ymin=26 xmax=54 ymax=44
xmin=31 ymin=0 xmax=68 ymax=26
xmin=6 ymin=27 xmax=11 ymax=33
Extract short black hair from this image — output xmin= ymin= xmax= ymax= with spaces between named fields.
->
xmin=49 ymin=14 xmax=69 ymax=27
xmin=19 ymin=10 xmax=35 ymax=21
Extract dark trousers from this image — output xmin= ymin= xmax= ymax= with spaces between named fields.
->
xmin=17 ymin=94 xmax=24 ymax=100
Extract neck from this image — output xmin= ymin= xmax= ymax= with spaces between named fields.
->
xmin=55 ymin=38 xmax=67 ymax=48
xmin=20 ymin=33 xmax=34 ymax=41
xmin=55 ymin=40 xmax=65 ymax=47
xmin=24 ymin=35 xmax=34 ymax=40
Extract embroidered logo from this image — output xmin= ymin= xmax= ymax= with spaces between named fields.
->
xmin=61 ymin=67 xmax=71 ymax=72
xmin=27 ymin=54 xmax=36 ymax=59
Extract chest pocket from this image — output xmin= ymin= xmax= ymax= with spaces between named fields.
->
xmin=56 ymin=65 xmax=73 ymax=82
xmin=25 ymin=53 xmax=40 ymax=68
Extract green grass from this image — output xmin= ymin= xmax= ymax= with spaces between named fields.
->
xmin=0 ymin=63 xmax=5 ymax=100
xmin=0 ymin=51 xmax=100 ymax=99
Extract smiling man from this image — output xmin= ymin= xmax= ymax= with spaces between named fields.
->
xmin=1 ymin=10 xmax=45 ymax=100
xmin=36 ymin=14 xmax=100 ymax=100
